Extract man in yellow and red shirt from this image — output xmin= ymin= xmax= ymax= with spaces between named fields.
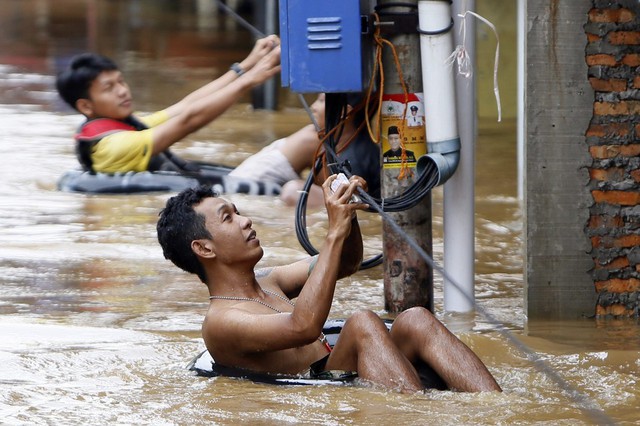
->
xmin=56 ymin=36 xmax=281 ymax=174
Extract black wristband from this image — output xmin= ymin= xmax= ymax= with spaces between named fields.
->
xmin=230 ymin=62 xmax=244 ymax=76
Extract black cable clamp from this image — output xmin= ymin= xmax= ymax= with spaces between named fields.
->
xmin=417 ymin=18 xmax=455 ymax=36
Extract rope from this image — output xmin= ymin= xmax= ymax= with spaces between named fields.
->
xmin=452 ymin=10 xmax=502 ymax=122
xmin=297 ymin=94 xmax=321 ymax=132
xmin=216 ymin=0 xmax=265 ymax=38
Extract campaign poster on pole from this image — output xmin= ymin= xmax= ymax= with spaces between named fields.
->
xmin=381 ymin=92 xmax=427 ymax=170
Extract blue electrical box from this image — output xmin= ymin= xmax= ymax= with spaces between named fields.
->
xmin=279 ymin=0 xmax=373 ymax=93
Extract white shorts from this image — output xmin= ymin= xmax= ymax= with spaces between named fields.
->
xmin=229 ymin=138 xmax=300 ymax=186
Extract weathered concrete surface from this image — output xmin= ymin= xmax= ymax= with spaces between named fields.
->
xmin=525 ymin=0 xmax=597 ymax=319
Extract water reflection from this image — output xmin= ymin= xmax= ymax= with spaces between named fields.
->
xmin=0 ymin=1 xmax=638 ymax=425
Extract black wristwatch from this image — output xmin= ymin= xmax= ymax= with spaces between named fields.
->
xmin=230 ymin=62 xmax=245 ymax=76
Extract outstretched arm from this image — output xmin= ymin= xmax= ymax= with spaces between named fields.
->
xmin=150 ymin=39 xmax=281 ymax=155
xmin=165 ymin=35 xmax=279 ymax=116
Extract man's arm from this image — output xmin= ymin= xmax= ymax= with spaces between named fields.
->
xmin=255 ymin=257 xmax=316 ymax=300
xmin=149 ymin=43 xmax=281 ymax=155
xmin=275 ymin=176 xmax=367 ymax=337
xmin=277 ymin=124 xmax=321 ymax=174
xmin=266 ymin=176 xmax=365 ymax=299
xmin=209 ymin=175 xmax=369 ymax=355
xmin=164 ymin=35 xmax=279 ymax=118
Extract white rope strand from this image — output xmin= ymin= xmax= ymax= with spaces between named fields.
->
xmin=450 ymin=10 xmax=502 ymax=122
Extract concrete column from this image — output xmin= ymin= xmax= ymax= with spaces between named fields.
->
xmin=525 ymin=0 xmax=596 ymax=319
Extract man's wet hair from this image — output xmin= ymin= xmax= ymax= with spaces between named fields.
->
xmin=157 ymin=185 xmax=219 ymax=284
xmin=56 ymin=53 xmax=119 ymax=111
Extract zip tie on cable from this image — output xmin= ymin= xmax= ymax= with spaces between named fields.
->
xmin=417 ymin=17 xmax=454 ymax=36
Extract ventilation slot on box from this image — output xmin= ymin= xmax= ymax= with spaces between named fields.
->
xmin=307 ymin=17 xmax=342 ymax=50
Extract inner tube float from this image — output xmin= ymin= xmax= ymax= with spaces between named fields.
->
xmin=57 ymin=162 xmax=282 ymax=196
xmin=64 ymin=117 xmax=282 ymax=196
xmin=187 ymin=318 xmax=447 ymax=388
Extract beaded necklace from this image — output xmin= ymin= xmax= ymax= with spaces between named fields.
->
xmin=209 ymin=288 xmax=332 ymax=352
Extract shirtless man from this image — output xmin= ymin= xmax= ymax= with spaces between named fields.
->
xmin=156 ymin=175 xmax=501 ymax=393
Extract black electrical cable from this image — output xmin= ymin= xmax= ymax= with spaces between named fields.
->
xmin=323 ymin=92 xmax=442 ymax=213
xmin=294 ymin=92 xmax=441 ymax=269
xmin=295 ymin=93 xmax=384 ymax=268
xmin=294 ymin=160 xmax=384 ymax=269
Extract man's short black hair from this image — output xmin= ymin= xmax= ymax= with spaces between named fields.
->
xmin=157 ymin=185 xmax=219 ymax=284
xmin=56 ymin=53 xmax=119 ymax=111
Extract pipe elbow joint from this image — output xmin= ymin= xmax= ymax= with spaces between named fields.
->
xmin=416 ymin=137 xmax=461 ymax=186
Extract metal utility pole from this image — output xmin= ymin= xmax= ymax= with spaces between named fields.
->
xmin=378 ymin=0 xmax=434 ymax=313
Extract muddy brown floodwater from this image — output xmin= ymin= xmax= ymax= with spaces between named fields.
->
xmin=0 ymin=1 xmax=638 ymax=425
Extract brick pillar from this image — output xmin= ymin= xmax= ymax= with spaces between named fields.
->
xmin=585 ymin=1 xmax=640 ymax=318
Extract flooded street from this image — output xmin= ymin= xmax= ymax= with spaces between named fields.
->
xmin=0 ymin=1 xmax=638 ymax=424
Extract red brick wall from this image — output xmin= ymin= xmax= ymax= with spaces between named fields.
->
xmin=585 ymin=1 xmax=640 ymax=317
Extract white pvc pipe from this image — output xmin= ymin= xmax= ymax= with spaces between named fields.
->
xmin=418 ymin=1 xmax=458 ymax=143
xmin=449 ymin=0 xmax=476 ymax=313
xmin=418 ymin=0 xmax=475 ymax=313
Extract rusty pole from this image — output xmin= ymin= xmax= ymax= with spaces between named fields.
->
xmin=377 ymin=0 xmax=434 ymax=313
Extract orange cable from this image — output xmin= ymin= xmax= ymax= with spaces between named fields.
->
xmin=311 ymin=12 xmax=417 ymax=182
